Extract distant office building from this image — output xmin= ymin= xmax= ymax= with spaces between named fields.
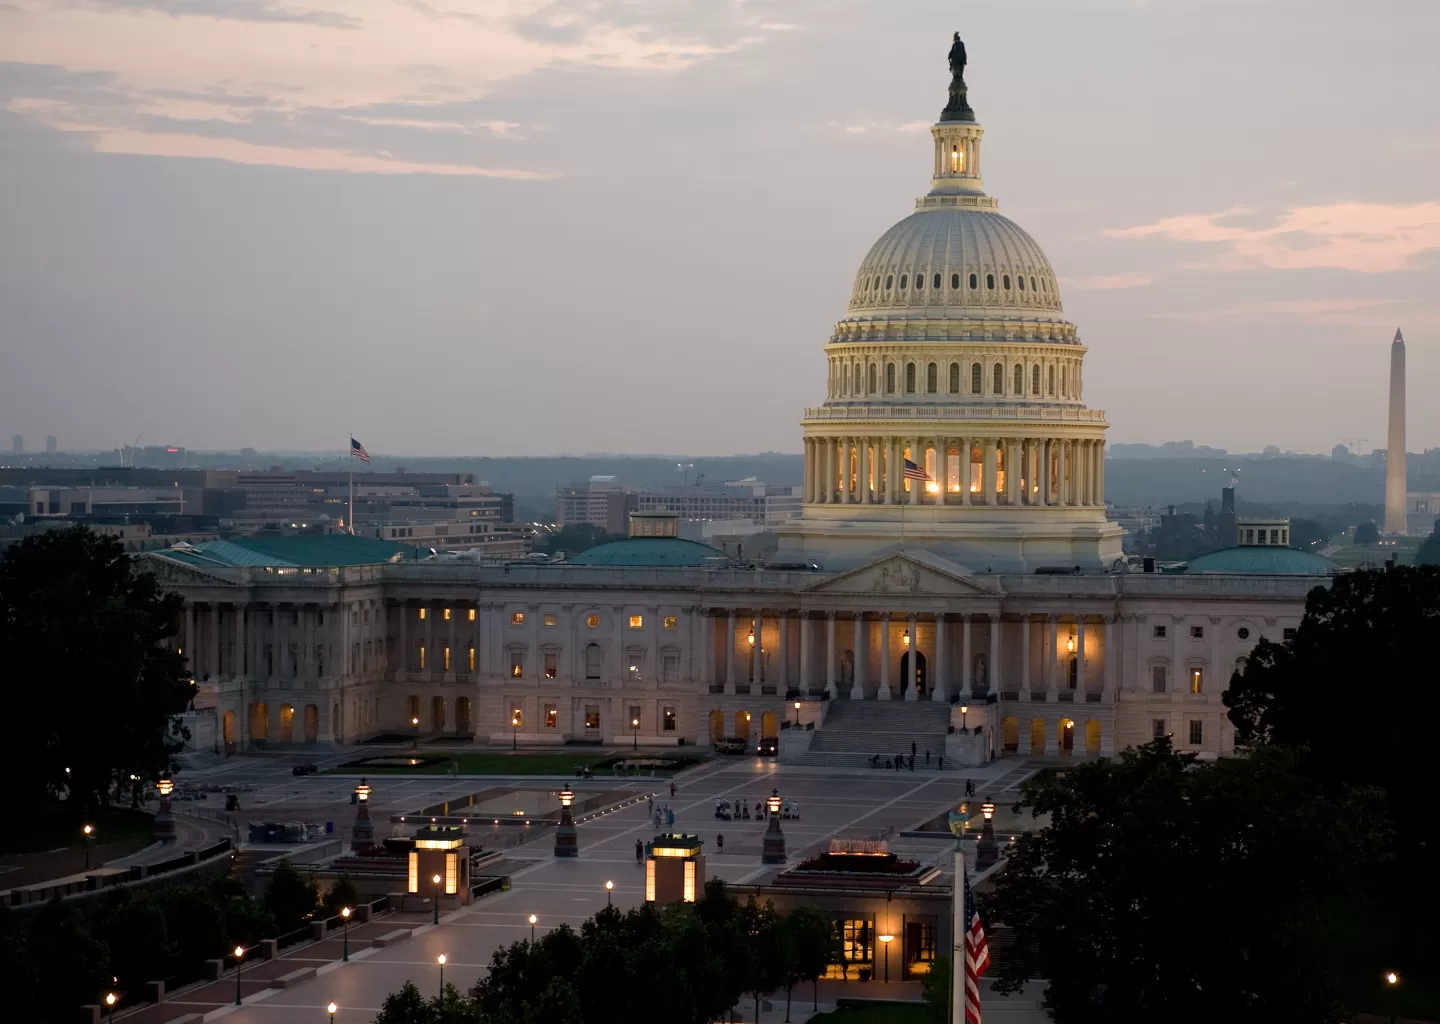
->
xmin=557 ymin=476 xmax=635 ymax=534
xmin=635 ymin=478 xmax=802 ymax=528
xmin=45 ymin=435 xmax=57 ymax=455
xmin=11 ymin=436 xmax=21 ymax=455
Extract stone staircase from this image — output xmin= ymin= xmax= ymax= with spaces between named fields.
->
xmin=793 ymin=700 xmax=951 ymax=768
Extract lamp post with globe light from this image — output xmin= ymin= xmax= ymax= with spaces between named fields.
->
xmin=411 ymin=716 xmax=420 ymax=748
xmin=437 ymin=954 xmax=446 ymax=998
xmin=529 ymin=914 xmax=537 ymax=942
xmin=1384 ymin=971 xmax=1400 ymax=1024
xmin=554 ymin=785 xmax=578 ymax=857
xmin=960 ymin=704 xmax=969 ymax=732
xmin=82 ymin=823 xmax=94 ymax=870
xmin=432 ymin=873 xmax=442 ymax=924
xmin=233 ymin=945 xmax=246 ymax=1005
xmin=793 ymin=700 xmax=801 ymax=727
xmin=155 ymin=776 xmax=177 ymax=842
xmin=631 ymin=717 xmax=639 ymax=750
xmin=878 ymin=934 xmax=894 ymax=983
xmin=762 ymin=788 xmax=786 ymax=863
xmin=340 ymin=906 xmax=351 ymax=961
xmin=328 ymin=1001 xmax=337 ymax=1022
xmin=605 ymin=880 xmax=614 ymax=905
xmin=977 ymin=801 xmax=999 ymax=869
xmin=511 ymin=713 xmax=520 ymax=751
xmin=351 ymin=779 xmax=374 ymax=852
xmin=105 ymin=992 xmax=117 ymax=1023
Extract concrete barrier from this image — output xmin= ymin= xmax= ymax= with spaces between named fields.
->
xmin=204 ymin=959 xmax=224 ymax=981
xmin=260 ymin=938 xmax=278 ymax=959
xmin=372 ymin=928 xmax=411 ymax=948
xmin=309 ymin=920 xmax=327 ymax=941
xmin=145 ymin=980 xmax=165 ymax=1004
xmin=273 ymin=967 xmax=317 ymax=989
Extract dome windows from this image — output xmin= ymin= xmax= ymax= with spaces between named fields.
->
xmin=933 ymin=273 xmax=942 ymax=289
xmin=904 ymin=362 xmax=916 ymax=393
xmin=970 ymin=363 xmax=982 ymax=394
xmin=992 ymin=363 xmax=1004 ymax=394
xmin=1031 ymin=365 xmax=1041 ymax=395
xmin=915 ymin=273 xmax=924 ymax=291
xmin=986 ymin=274 xmax=995 ymax=290
xmin=899 ymin=274 xmax=908 ymax=290
xmin=926 ymin=362 xmax=938 ymax=394
xmin=951 ymin=273 xmax=961 ymax=289
xmin=1013 ymin=364 xmax=1024 ymax=395
xmin=885 ymin=363 xmax=896 ymax=394
xmin=1047 ymin=366 xmax=1056 ymax=396
xmin=885 ymin=274 xmax=893 ymax=291
xmin=969 ymin=273 xmax=978 ymax=289
xmin=948 ymin=363 xmax=960 ymax=393
xmin=867 ymin=364 xmax=878 ymax=394
xmin=1002 ymin=274 xmax=1011 ymax=290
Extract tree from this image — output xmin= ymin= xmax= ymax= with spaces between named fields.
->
xmin=1225 ymin=565 xmax=1440 ymax=981
xmin=1354 ymin=520 xmax=1379 ymax=545
xmin=323 ymin=873 xmax=360 ymax=915
xmin=374 ymin=980 xmax=431 ymax=1024
xmin=0 ymin=526 xmax=192 ymax=813
xmin=921 ymin=955 xmax=952 ymax=1023
xmin=784 ymin=905 xmax=840 ymax=1012
xmin=27 ymin=896 xmax=112 ymax=1024
xmin=738 ymin=898 xmax=787 ymax=1024
xmin=0 ymin=908 xmax=37 ymax=1023
xmin=1415 ymin=521 xmax=1440 ymax=566
xmin=100 ymin=891 xmax=173 ymax=988
xmin=984 ymin=740 xmax=1387 ymax=1024
xmin=263 ymin=859 xmax=320 ymax=933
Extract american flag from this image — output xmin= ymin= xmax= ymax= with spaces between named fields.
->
xmin=963 ymin=870 xmax=991 ymax=1024
xmin=903 ymin=458 xmax=930 ymax=482
xmin=350 ymin=437 xmax=370 ymax=463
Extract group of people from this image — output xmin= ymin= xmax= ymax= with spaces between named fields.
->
xmin=870 ymin=741 xmax=943 ymax=772
xmin=647 ymin=792 xmax=676 ymax=829
xmin=712 ymin=796 xmax=801 ymax=821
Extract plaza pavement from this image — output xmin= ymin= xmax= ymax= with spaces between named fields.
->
xmin=129 ymin=753 xmax=1049 ymax=1024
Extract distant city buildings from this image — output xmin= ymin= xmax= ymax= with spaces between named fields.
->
xmin=557 ymin=475 xmax=801 ymax=534
xmin=10 ymin=435 xmax=20 ymax=455
xmin=45 ymin=435 xmax=57 ymax=455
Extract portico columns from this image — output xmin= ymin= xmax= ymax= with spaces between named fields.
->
xmin=778 ymin=612 xmax=790 ymax=689
xmin=1045 ymin=615 xmax=1058 ymax=697
xmin=1058 ymin=441 xmax=1069 ymax=506
xmin=989 ymin=614 xmax=1002 ymax=694
xmin=960 ymin=613 xmax=972 ymax=699
xmin=909 ymin=440 xmax=921 ymax=505
xmin=905 ymin=612 xmax=919 ymax=700
xmin=799 ymin=612 xmax=812 ymax=693
xmin=982 ymin=439 xmax=997 ymax=504
xmin=751 ymin=611 xmax=763 ymax=685
xmin=932 ymin=613 xmax=948 ymax=702
xmin=208 ymin=605 xmax=220 ymax=680
xmin=1076 ymin=615 xmax=1087 ymax=691
xmin=1040 ymin=440 xmax=1052 ymax=506
xmin=851 ymin=612 xmax=866 ymax=699
xmin=839 ymin=442 xmax=851 ymax=504
xmin=1103 ymin=615 xmax=1116 ymax=700
xmin=878 ymin=613 xmax=893 ymax=700
xmin=826 ymin=612 xmax=837 ymax=697
xmin=859 ymin=439 xmax=871 ymax=504
xmin=1020 ymin=615 xmax=1031 ymax=699
xmin=724 ymin=612 xmax=736 ymax=694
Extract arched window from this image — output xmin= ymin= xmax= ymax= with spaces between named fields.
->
xmin=969 ymin=273 xmax=978 ymax=289
xmin=933 ymin=273 xmax=942 ymax=289
xmin=885 ymin=274 xmax=893 ymax=290
xmin=868 ymin=363 xmax=878 ymax=393
xmin=986 ymin=273 xmax=995 ymax=290
xmin=1047 ymin=365 xmax=1056 ymax=396
xmin=1062 ymin=365 xmax=1068 ymax=397
xmin=926 ymin=362 xmax=938 ymax=393
xmin=1032 ymin=364 xmax=1041 ymax=395
xmin=951 ymin=273 xmax=961 ymax=289
xmin=1013 ymin=364 xmax=1024 ymax=395
xmin=905 ymin=362 xmax=916 ymax=393
xmin=885 ymin=363 xmax=896 ymax=393
xmin=949 ymin=363 xmax=960 ymax=393
xmin=1002 ymin=274 xmax=1011 ymax=290
xmin=843 ymin=364 xmax=851 ymax=395
xmin=993 ymin=363 xmax=1004 ymax=394
xmin=899 ymin=274 xmax=908 ymax=290
xmin=1018 ymin=275 xmax=1026 ymax=291
xmin=915 ymin=273 xmax=924 ymax=291
xmin=585 ymin=643 xmax=602 ymax=680
xmin=874 ymin=275 xmax=882 ymax=291
xmin=971 ymin=363 xmax=982 ymax=394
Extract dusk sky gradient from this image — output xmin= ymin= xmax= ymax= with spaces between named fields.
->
xmin=1 ymin=0 xmax=1436 ymax=457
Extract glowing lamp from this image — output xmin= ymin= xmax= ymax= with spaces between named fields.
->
xmin=106 ymin=994 xmax=117 ymax=1007
xmin=411 ymin=716 xmax=419 ymax=726
xmin=234 ymin=945 xmax=245 ymax=959
xmin=559 ymin=786 xmax=575 ymax=809
xmin=83 ymin=824 xmax=93 ymax=836
xmin=341 ymin=906 xmax=351 ymax=919
xmin=1385 ymin=971 xmax=1399 ymax=985
xmin=746 ymin=628 xmax=755 ymax=646
xmin=767 ymin=789 xmax=782 ymax=816
xmin=1066 ymin=634 xmax=1076 ymax=653
xmin=878 ymin=933 xmax=894 ymax=944
xmin=982 ymin=802 xmax=995 ymax=820
xmin=327 ymin=1003 xmax=337 ymax=1015
xmin=437 ymin=954 xmax=446 ymax=966
xmin=794 ymin=701 xmax=801 ymax=710
xmin=605 ymin=880 xmax=614 ymax=892
xmin=902 ymin=629 xmax=911 ymax=648
xmin=355 ymin=780 xmax=371 ymax=802
xmin=157 ymin=777 xmax=174 ymax=797
xmin=528 ymin=913 xmax=537 ymax=925
xmin=960 ymin=704 xmax=969 ymax=715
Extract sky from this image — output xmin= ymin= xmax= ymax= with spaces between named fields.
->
xmin=1 ymin=0 xmax=1437 ymax=458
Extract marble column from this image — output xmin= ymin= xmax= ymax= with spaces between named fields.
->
xmin=961 ymin=613 xmax=972 ymax=698
xmin=904 ymin=612 xmax=919 ymax=700
xmin=1020 ymin=615 xmax=1031 ymax=698
xmin=1040 ymin=440 xmax=1052 ymax=506
xmin=909 ymin=440 xmax=922 ymax=505
xmin=859 ymin=438 xmax=871 ymax=504
xmin=878 ymin=612 xmax=892 ymax=700
xmin=935 ymin=435 xmax=947 ymax=504
xmin=826 ymin=612 xmax=838 ymax=697
xmin=799 ymin=612 xmax=812 ymax=693
xmin=208 ymin=605 xmax=220 ymax=680
xmin=851 ymin=612 xmax=866 ymax=699
xmin=1045 ymin=614 xmax=1058 ymax=696
xmin=932 ymin=612 xmax=948 ymax=702
xmin=1097 ymin=440 xmax=1106 ymax=505
xmin=1076 ymin=615 xmax=1087 ymax=692
xmin=778 ymin=611 xmax=790 ymax=689
xmin=1006 ymin=439 xmax=1020 ymax=505
xmin=983 ymin=439 xmax=997 ymax=504
xmin=1057 ymin=441 xmax=1069 ymax=506
xmin=751 ymin=611 xmax=763 ymax=686
xmin=724 ymin=611 xmax=736 ymax=693
xmin=1103 ymin=615 xmax=1116 ymax=700
xmin=839 ymin=442 xmax=851 ymax=504
xmin=990 ymin=614 xmax=1002 ymax=694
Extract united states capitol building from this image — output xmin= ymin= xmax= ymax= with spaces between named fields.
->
xmin=148 ymin=50 xmax=1335 ymax=765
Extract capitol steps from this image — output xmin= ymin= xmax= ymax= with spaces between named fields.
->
xmin=801 ymin=700 xmax=951 ymax=766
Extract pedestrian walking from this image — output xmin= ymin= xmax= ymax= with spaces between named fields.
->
xmin=667 ymin=808 xmax=674 ymax=827
xmin=635 ymin=839 xmax=643 ymax=863
xmin=911 ymin=740 xmax=917 ymax=758
xmin=717 ymin=833 xmax=724 ymax=852
xmin=938 ymin=755 xmax=944 ymax=771
xmin=908 ymin=754 xmax=915 ymax=771
xmin=670 ymin=782 xmax=677 ymax=797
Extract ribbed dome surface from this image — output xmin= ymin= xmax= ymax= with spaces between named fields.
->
xmin=1181 ymin=547 xmax=1338 ymax=576
xmin=844 ymin=207 xmax=1066 ymax=322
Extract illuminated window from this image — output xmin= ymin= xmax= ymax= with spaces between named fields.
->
xmin=627 ymin=653 xmax=643 ymax=679
xmin=1189 ymin=720 xmax=1203 ymax=745
xmin=663 ymin=707 xmax=677 ymax=731
xmin=1190 ymin=626 xmax=1204 ymax=639
xmin=442 ymin=608 xmax=451 ymax=621
xmin=445 ymin=852 xmax=458 ymax=894
xmin=511 ymin=612 xmax=524 ymax=625
xmin=629 ymin=615 xmax=643 ymax=629
xmin=467 ymin=608 xmax=476 ymax=621
xmin=1151 ymin=666 xmax=1167 ymax=693
xmin=645 ymin=858 xmax=656 ymax=902
xmin=407 ymin=851 xmax=419 ymax=893
xmin=510 ymin=654 xmax=524 ymax=678
xmin=418 ymin=646 xmax=426 ymax=670
xmin=586 ymin=615 xmax=600 ymax=629
xmin=544 ymin=652 xmax=557 ymax=679
xmin=443 ymin=646 xmax=451 ymax=671
xmin=418 ymin=608 xmax=427 ymax=621
xmin=584 ymin=705 xmax=600 ymax=730
xmin=683 ymin=859 xmax=696 ymax=902
xmin=1190 ymin=668 xmax=1203 ymax=694
xmin=663 ymin=616 xmax=677 ymax=630
xmin=545 ymin=703 xmax=557 ymax=729
xmin=468 ymin=646 xmax=476 ymax=672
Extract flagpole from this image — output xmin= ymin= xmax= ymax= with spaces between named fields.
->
xmin=953 ymin=840 xmax=966 ymax=1024
xmin=347 ymin=436 xmax=354 ymax=536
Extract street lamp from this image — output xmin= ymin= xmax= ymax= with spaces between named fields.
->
xmin=352 ymin=779 xmax=374 ymax=852
xmin=327 ymin=1001 xmax=337 ymax=1022
xmin=605 ymin=880 xmax=614 ymax=906
xmin=105 ymin=992 xmax=117 ymax=1023
xmin=432 ymin=873 xmax=442 ymax=925
xmin=155 ymin=776 xmax=176 ymax=842
xmin=960 ymin=704 xmax=969 ymax=731
xmin=528 ymin=913 xmax=537 ymax=942
xmin=1384 ymin=971 xmax=1399 ymax=1024
xmin=878 ymin=934 xmax=894 ymax=983
xmin=977 ymin=801 xmax=999 ymax=870
xmin=762 ymin=788 xmax=786 ymax=864
xmin=340 ymin=906 xmax=351 ymax=961
xmin=554 ymin=785 xmax=578 ymax=857
xmin=437 ymin=954 xmax=446 ymax=998
xmin=511 ymin=712 xmax=520 ymax=751
xmin=793 ymin=700 xmax=801 ymax=727
xmin=631 ymin=717 xmax=639 ymax=751
xmin=82 ymin=824 xmax=94 ymax=870
xmin=412 ymin=716 xmax=420 ymax=749
xmin=233 ymin=945 xmax=246 ymax=1005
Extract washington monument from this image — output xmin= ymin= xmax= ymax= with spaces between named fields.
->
xmin=1384 ymin=328 xmax=1407 ymax=536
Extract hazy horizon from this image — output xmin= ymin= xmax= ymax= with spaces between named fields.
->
xmin=2 ymin=0 xmax=1436 ymax=457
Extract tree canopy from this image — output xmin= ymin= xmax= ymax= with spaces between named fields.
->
xmin=983 ymin=740 xmax=1387 ymax=1024
xmin=0 ymin=526 xmax=193 ymax=811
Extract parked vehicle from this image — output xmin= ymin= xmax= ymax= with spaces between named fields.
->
xmin=291 ymin=762 xmax=318 ymax=776
xmin=713 ymin=737 xmax=748 ymax=755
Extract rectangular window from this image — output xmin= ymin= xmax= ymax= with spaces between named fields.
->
xmin=418 ymin=645 xmax=426 ymax=670
xmin=544 ymin=613 xmax=557 ymax=627
xmin=1189 ymin=720 xmax=1203 ymax=745
xmin=1153 ymin=625 xmax=1167 ymax=639
xmin=407 ymin=851 xmax=419 ymax=894
xmin=663 ymin=707 xmax=676 ymax=731
xmin=467 ymin=608 xmax=476 ymax=621
xmin=627 ymin=653 xmax=643 ymax=679
xmin=1190 ymin=625 xmax=1204 ymax=639
xmin=510 ymin=654 xmax=524 ymax=678
xmin=511 ymin=611 xmax=525 ymax=625
xmin=1191 ymin=668 xmax=1203 ymax=693
xmin=443 ymin=608 xmax=451 ymax=621
xmin=1151 ymin=666 xmax=1167 ymax=693
xmin=840 ymin=919 xmax=874 ymax=965
xmin=445 ymin=851 xmax=458 ymax=894
xmin=443 ymin=646 xmax=451 ymax=671
xmin=1283 ymin=627 xmax=1296 ymax=641
xmin=545 ymin=703 xmax=557 ymax=729
xmin=468 ymin=646 xmax=476 ymax=672
xmin=629 ymin=615 xmax=643 ymax=629
xmin=662 ymin=653 xmax=679 ymax=682
xmin=584 ymin=705 xmax=600 ymax=730
xmin=645 ymin=858 xmax=656 ymax=902
xmin=663 ymin=615 xmax=677 ymax=630
xmin=544 ymin=652 xmax=557 ymax=679
xmin=1153 ymin=718 xmax=1166 ymax=740
xmin=418 ymin=607 xmax=427 ymax=620
xmin=683 ymin=859 xmax=696 ymax=902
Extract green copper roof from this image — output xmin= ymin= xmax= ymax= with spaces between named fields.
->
xmin=158 ymin=534 xmax=420 ymax=568
xmin=1181 ymin=546 xmax=1337 ymax=576
xmin=567 ymin=537 xmax=731 ymax=567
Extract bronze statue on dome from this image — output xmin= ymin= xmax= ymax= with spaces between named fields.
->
xmin=942 ymin=31 xmax=975 ymax=122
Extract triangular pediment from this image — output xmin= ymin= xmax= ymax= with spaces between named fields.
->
xmin=802 ymin=550 xmax=1001 ymax=597
xmin=140 ymin=552 xmax=239 ymax=587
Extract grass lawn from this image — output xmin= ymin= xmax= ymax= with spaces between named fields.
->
xmin=325 ymin=752 xmax=709 ymax=777
xmin=0 ymin=804 xmax=155 ymax=856
xmin=809 ymin=1004 xmax=933 ymax=1023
